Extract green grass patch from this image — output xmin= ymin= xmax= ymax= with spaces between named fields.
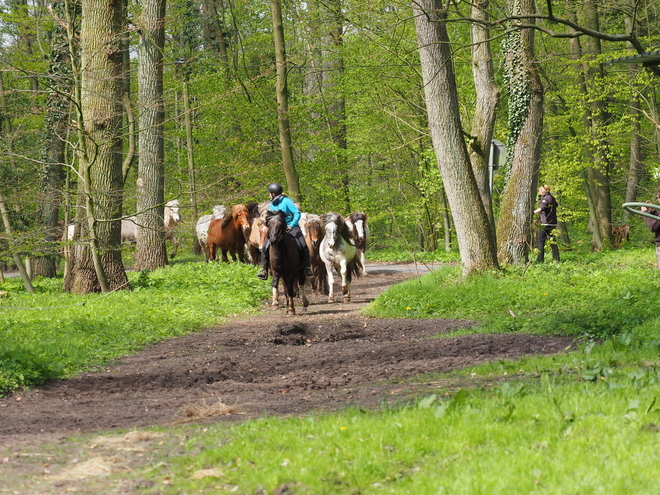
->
xmin=0 ymin=262 xmax=270 ymax=396
xmin=364 ymin=247 xmax=660 ymax=339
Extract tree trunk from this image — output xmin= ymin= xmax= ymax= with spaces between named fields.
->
xmin=412 ymin=0 xmax=498 ymax=274
xmin=31 ymin=6 xmax=71 ymax=278
xmin=136 ymin=0 xmax=168 ymax=270
xmin=65 ymin=0 xmax=129 ymax=294
xmin=182 ymin=79 xmax=199 ymax=250
xmin=200 ymin=0 xmax=230 ymax=77
xmin=580 ymin=0 xmax=613 ymax=250
xmin=468 ymin=0 xmax=499 ymax=224
xmin=496 ymin=0 xmax=544 ymax=264
xmin=270 ymin=0 xmax=301 ymax=203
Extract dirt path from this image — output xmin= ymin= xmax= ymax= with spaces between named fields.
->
xmin=0 ymin=265 xmax=574 ymax=448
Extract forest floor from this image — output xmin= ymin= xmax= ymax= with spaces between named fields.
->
xmin=0 ymin=263 xmax=574 ymax=452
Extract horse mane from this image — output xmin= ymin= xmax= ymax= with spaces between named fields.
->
xmin=246 ymin=201 xmax=260 ymax=221
xmin=322 ymin=212 xmax=355 ymax=244
xmin=348 ymin=212 xmax=367 ymax=224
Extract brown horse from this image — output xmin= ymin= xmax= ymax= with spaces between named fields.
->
xmin=266 ymin=210 xmax=309 ymax=315
xmin=207 ymin=204 xmax=250 ymax=263
xmin=246 ymin=216 xmax=267 ymax=265
xmin=300 ymin=212 xmax=327 ymax=295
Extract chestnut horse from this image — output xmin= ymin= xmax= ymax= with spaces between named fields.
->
xmin=196 ymin=205 xmax=226 ymax=262
xmin=300 ymin=212 xmax=327 ymax=294
xmin=207 ymin=204 xmax=250 ymax=262
xmin=320 ymin=212 xmax=362 ymax=303
xmin=266 ymin=210 xmax=309 ymax=315
xmin=346 ymin=212 xmax=369 ymax=276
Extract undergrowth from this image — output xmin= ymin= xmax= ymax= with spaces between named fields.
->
xmin=364 ymin=247 xmax=660 ymax=340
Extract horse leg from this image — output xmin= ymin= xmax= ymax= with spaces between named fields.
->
xmin=300 ymin=282 xmax=309 ymax=310
xmin=170 ymin=236 xmax=178 ymax=259
xmin=208 ymin=243 xmax=216 ymax=262
xmin=222 ymin=249 xmax=229 ymax=263
xmin=325 ymin=261 xmax=336 ymax=303
xmin=359 ymin=250 xmax=367 ymax=276
xmin=286 ymin=278 xmax=296 ymax=315
xmin=271 ymin=275 xmax=280 ymax=308
xmin=339 ymin=259 xmax=350 ymax=302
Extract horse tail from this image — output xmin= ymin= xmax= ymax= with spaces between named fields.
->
xmin=347 ymin=255 xmax=363 ymax=281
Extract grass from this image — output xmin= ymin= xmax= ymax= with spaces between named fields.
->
xmin=365 ymin=247 xmax=660 ymax=339
xmin=0 ymin=261 xmax=271 ymax=396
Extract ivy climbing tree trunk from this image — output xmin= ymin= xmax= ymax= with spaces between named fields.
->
xmin=135 ymin=0 xmax=168 ymax=270
xmin=412 ymin=0 xmax=498 ymax=274
xmin=496 ymin=0 xmax=544 ymax=264
xmin=31 ymin=4 xmax=71 ymax=278
xmin=270 ymin=0 xmax=301 ymax=203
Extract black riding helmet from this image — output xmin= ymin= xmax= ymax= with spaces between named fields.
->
xmin=267 ymin=183 xmax=283 ymax=195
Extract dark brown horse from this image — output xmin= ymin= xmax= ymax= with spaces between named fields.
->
xmin=301 ymin=212 xmax=327 ymax=295
xmin=266 ymin=210 xmax=309 ymax=315
xmin=346 ymin=212 xmax=369 ymax=276
xmin=207 ymin=204 xmax=250 ymax=263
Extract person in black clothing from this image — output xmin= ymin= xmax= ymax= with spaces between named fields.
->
xmin=640 ymin=188 xmax=660 ymax=269
xmin=533 ymin=185 xmax=560 ymax=262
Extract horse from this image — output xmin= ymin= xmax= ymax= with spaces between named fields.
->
xmin=246 ymin=216 xmax=268 ymax=265
xmin=196 ymin=205 xmax=227 ymax=262
xmin=265 ymin=210 xmax=309 ymax=315
xmin=300 ymin=212 xmax=328 ymax=295
xmin=346 ymin=212 xmax=369 ymax=276
xmin=164 ymin=200 xmax=181 ymax=259
xmin=320 ymin=212 xmax=362 ymax=303
xmin=612 ymin=224 xmax=630 ymax=248
xmin=207 ymin=204 xmax=250 ymax=263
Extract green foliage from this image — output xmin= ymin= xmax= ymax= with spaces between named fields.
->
xmin=0 ymin=262 xmax=270 ymax=396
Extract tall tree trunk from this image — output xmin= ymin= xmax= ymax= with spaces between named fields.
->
xmin=182 ymin=79 xmax=199 ymax=248
xmin=65 ymin=0 xmax=129 ymax=294
xmin=622 ymin=12 xmax=644 ymax=224
xmin=135 ymin=0 xmax=168 ymax=270
xmin=270 ymin=0 xmax=301 ymax=203
xmin=580 ymin=0 xmax=613 ymax=250
xmin=31 ymin=5 xmax=71 ymax=278
xmin=496 ymin=0 xmax=544 ymax=264
xmin=468 ymin=0 xmax=499 ymax=223
xmin=412 ymin=0 xmax=498 ymax=274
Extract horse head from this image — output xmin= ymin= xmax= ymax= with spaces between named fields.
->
xmin=322 ymin=212 xmax=353 ymax=249
xmin=347 ymin=212 xmax=368 ymax=244
xmin=249 ymin=217 xmax=268 ymax=250
xmin=230 ymin=204 xmax=250 ymax=231
xmin=305 ymin=214 xmax=325 ymax=249
xmin=266 ymin=210 xmax=287 ymax=244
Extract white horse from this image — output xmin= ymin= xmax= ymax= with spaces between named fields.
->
xmin=196 ymin=205 xmax=226 ymax=262
xmin=319 ymin=212 xmax=362 ymax=303
xmin=119 ymin=200 xmax=181 ymax=258
xmin=164 ymin=200 xmax=181 ymax=259
xmin=345 ymin=212 xmax=369 ymax=277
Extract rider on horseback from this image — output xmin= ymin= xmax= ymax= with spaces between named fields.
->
xmin=257 ymin=183 xmax=314 ymax=280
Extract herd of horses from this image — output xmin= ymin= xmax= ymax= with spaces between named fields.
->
xmin=61 ymin=199 xmax=368 ymax=315
xmin=195 ymin=202 xmax=369 ymax=315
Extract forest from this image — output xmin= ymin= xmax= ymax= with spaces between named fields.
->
xmin=0 ymin=0 xmax=659 ymax=292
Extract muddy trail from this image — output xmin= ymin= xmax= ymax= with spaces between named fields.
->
xmin=0 ymin=264 xmax=574 ymax=448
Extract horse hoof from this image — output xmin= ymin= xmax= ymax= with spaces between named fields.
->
xmin=342 ymin=296 xmax=350 ymax=303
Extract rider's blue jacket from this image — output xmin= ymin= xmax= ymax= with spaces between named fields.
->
xmin=269 ymin=194 xmax=301 ymax=228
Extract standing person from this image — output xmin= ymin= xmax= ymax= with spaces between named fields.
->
xmin=533 ymin=185 xmax=560 ymax=262
xmin=640 ymin=188 xmax=660 ymax=269
xmin=257 ymin=183 xmax=314 ymax=280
